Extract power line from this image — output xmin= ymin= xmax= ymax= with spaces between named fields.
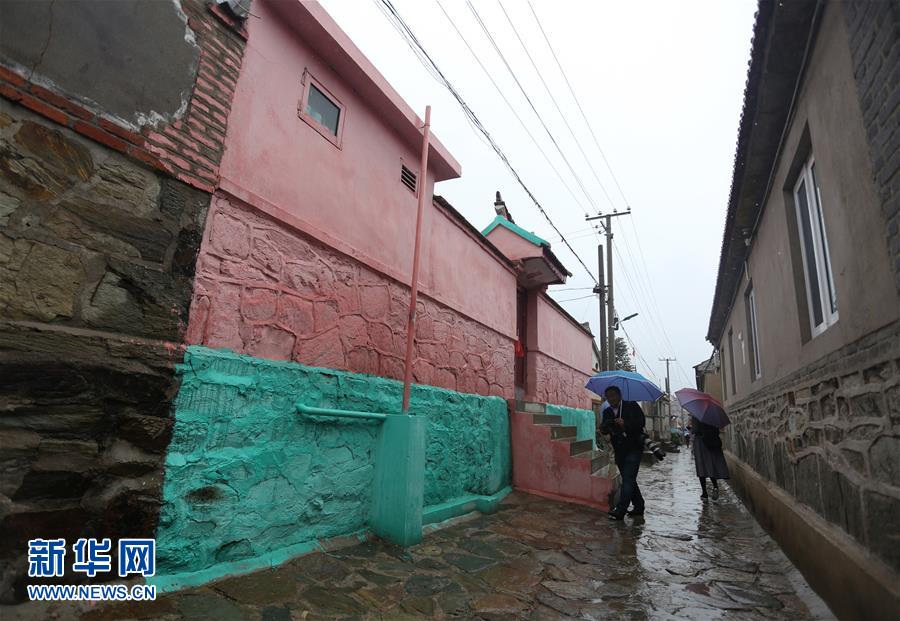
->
xmin=516 ymin=0 xmax=688 ymax=383
xmin=612 ymin=244 xmax=674 ymax=361
xmin=525 ymin=0 xmax=631 ymax=210
xmin=621 ymin=324 xmax=653 ymax=376
xmin=613 ymin=245 xmax=691 ymax=385
xmin=464 ymin=0 xmax=601 ymax=216
xmin=608 ymin=241 xmax=673 ymax=372
xmin=506 ymin=0 xmax=692 ymax=387
xmin=613 ymin=232 xmax=674 ymax=354
xmin=617 ymin=222 xmax=695 ymax=386
xmin=374 ymin=0 xmax=597 ymax=284
xmin=553 ymin=293 xmax=596 ymax=303
xmin=495 ymin=0 xmax=615 ymax=210
xmin=433 ymin=0 xmax=592 ymax=216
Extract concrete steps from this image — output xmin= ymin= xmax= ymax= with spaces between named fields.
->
xmin=532 ymin=414 xmax=562 ymax=425
xmin=515 ymin=400 xmax=546 ymax=414
xmin=572 ymin=449 xmax=610 ymax=475
xmin=550 ymin=425 xmax=578 ymax=440
xmin=508 ymin=400 xmax=620 ymax=512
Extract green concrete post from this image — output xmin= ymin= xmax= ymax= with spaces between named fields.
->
xmin=370 ymin=414 xmax=425 ymax=546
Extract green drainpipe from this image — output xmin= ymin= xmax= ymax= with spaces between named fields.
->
xmin=296 ymin=403 xmax=388 ymax=421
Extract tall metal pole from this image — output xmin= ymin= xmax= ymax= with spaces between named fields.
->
xmin=402 ymin=105 xmax=431 ymax=414
xmin=606 ymin=216 xmax=616 ymax=370
xmin=596 ymin=244 xmax=607 ymax=371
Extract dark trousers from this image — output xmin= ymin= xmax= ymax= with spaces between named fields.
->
xmin=614 ymin=450 xmax=644 ymax=514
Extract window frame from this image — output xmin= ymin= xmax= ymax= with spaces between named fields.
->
xmin=721 ymin=345 xmax=728 ymax=400
xmin=792 ymin=155 xmax=838 ymax=338
xmin=298 ymin=69 xmax=345 ymax=148
xmin=746 ymin=284 xmax=762 ymax=381
xmin=727 ymin=328 xmax=736 ymax=396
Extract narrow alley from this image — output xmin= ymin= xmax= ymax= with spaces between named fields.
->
xmin=74 ymin=451 xmax=831 ymax=621
xmin=2 ymin=1 xmax=898 ymax=618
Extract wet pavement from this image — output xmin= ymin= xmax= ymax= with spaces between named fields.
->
xmin=38 ymin=450 xmax=833 ymax=620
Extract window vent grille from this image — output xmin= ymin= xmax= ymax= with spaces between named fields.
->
xmin=401 ymin=165 xmax=417 ymax=193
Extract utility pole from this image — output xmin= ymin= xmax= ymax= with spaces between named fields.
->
xmin=659 ymin=357 xmax=676 ymax=436
xmin=594 ymin=245 xmax=607 ymax=371
xmin=586 ymin=209 xmax=631 ymax=370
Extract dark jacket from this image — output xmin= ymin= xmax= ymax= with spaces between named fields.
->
xmin=600 ymin=401 xmax=646 ymax=456
xmin=691 ymin=417 xmax=723 ymax=451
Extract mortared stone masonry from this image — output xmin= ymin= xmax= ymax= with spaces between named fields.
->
xmin=186 ymin=194 xmax=518 ymax=401
xmin=0 ymin=0 xmax=247 ymax=603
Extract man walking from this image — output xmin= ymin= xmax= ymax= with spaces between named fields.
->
xmin=600 ymin=386 xmax=647 ymax=520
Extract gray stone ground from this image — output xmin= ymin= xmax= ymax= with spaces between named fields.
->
xmin=15 ymin=450 xmax=834 ymax=620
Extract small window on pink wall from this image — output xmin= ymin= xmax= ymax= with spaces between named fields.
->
xmin=298 ymin=70 xmax=345 ymax=148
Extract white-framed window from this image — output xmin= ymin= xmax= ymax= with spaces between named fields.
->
xmin=746 ymin=285 xmax=761 ymax=380
xmin=793 ymin=155 xmax=838 ymax=337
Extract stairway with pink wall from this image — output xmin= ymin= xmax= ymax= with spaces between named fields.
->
xmin=509 ymin=402 xmax=619 ymax=512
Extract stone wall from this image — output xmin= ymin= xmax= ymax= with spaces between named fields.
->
xmin=724 ymin=319 xmax=900 ymax=573
xmin=0 ymin=100 xmax=211 ymax=602
xmin=842 ymin=0 xmax=900 ymax=293
xmin=186 ymin=194 xmax=516 ymax=399
xmin=154 ymin=345 xmax=511 ymax=589
xmin=0 ymin=0 xmax=249 ymax=600
xmin=529 ymin=351 xmax=593 ymax=410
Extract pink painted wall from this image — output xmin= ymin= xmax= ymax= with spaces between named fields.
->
xmin=217 ymin=0 xmax=515 ymax=339
xmin=484 ymin=225 xmax=541 ymax=262
xmin=510 ymin=410 xmax=616 ymax=511
xmin=535 ymin=295 xmax=593 ymax=372
xmin=186 ymin=194 xmax=516 ymax=398
xmin=522 ymin=294 xmax=594 ymax=409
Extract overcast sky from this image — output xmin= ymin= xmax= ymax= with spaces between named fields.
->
xmin=319 ymin=0 xmax=758 ymax=389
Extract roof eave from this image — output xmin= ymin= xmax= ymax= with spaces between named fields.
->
xmin=706 ymin=0 xmax=822 ymax=344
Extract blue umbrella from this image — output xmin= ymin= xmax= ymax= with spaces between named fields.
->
xmin=585 ymin=370 xmax=664 ymax=402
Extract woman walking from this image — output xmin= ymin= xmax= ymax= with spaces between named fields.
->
xmin=691 ymin=416 xmax=730 ymax=500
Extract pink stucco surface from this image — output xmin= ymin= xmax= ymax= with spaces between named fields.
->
xmin=518 ymin=294 xmax=594 ymax=409
xmin=186 ymin=194 xmax=515 ymax=398
xmin=217 ymin=0 xmax=516 ymax=340
xmin=194 ymin=0 xmax=597 ymax=408
xmin=509 ymin=410 xmax=616 ymax=512
xmin=484 ymin=225 xmax=542 ymax=262
xmin=535 ymin=295 xmax=593 ymax=372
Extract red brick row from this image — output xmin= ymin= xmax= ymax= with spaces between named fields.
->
xmin=199 ymin=48 xmax=240 ymax=84
xmin=0 ymin=0 xmax=247 ymax=197
xmin=198 ymin=63 xmax=237 ymax=94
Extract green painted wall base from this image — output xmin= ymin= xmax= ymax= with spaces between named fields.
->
xmin=156 ymin=347 xmax=510 ymax=589
xmin=370 ymin=414 xmax=426 ymax=546
xmin=546 ymin=404 xmax=597 ymax=449
xmin=422 ymin=486 xmax=512 ymax=526
xmin=148 ymin=537 xmax=323 ymax=593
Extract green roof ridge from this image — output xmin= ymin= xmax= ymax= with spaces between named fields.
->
xmin=481 ymin=216 xmax=549 ymax=247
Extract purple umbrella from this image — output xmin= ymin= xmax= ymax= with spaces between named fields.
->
xmin=675 ymin=388 xmax=731 ymax=429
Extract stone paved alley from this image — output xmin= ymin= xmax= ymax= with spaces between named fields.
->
xmin=19 ymin=449 xmax=831 ymax=621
